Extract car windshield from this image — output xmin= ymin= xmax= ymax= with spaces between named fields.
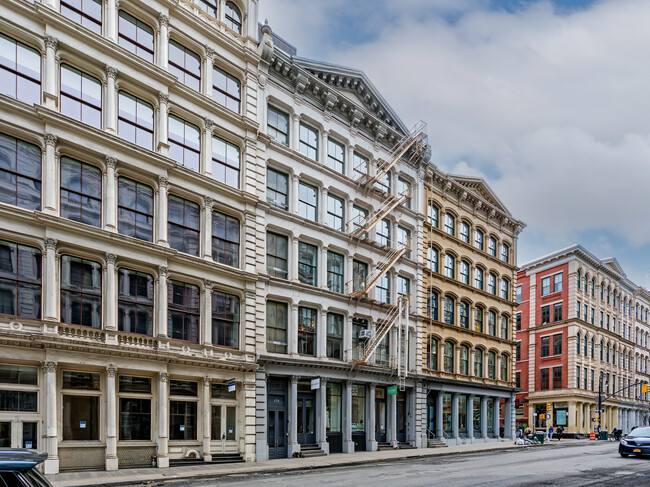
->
xmin=21 ymin=468 xmax=52 ymax=487
xmin=628 ymin=427 xmax=650 ymax=438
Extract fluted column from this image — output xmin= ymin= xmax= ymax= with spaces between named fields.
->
xmin=105 ymin=66 xmax=118 ymax=133
xmin=43 ymin=362 xmax=58 ymax=474
xmin=288 ymin=376 xmax=300 ymax=456
xmin=159 ymin=15 xmax=169 ymax=69
xmin=203 ymin=119 xmax=214 ymax=178
xmin=203 ymin=376 xmax=212 ymax=461
xmin=203 ymin=47 xmax=214 ymax=97
xmin=105 ymin=157 xmax=117 ymax=231
xmin=105 ymin=365 xmax=118 ymax=470
xmin=157 ymin=267 xmax=168 ymax=337
xmin=320 ymin=130 xmax=328 ymax=165
xmin=105 ymin=254 xmax=117 ymax=330
xmin=106 ymin=0 xmax=118 ymax=42
xmin=157 ymin=372 xmax=169 ymax=468
xmin=43 ymin=36 xmax=58 ymax=109
xmin=291 ymin=114 xmax=300 ymax=151
xmin=43 ymin=239 xmax=58 ymax=321
xmin=318 ymin=378 xmax=329 ymax=453
xmin=342 ymin=380 xmax=354 ymax=453
xmin=202 ymin=280 xmax=212 ymax=346
xmin=43 ymin=134 xmax=58 ymax=215
xmin=202 ymin=196 xmax=213 ymax=260
xmin=157 ymin=177 xmax=168 ymax=246
xmin=157 ymin=93 xmax=169 ymax=156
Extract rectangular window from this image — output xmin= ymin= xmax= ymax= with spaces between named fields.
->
xmin=376 ymin=273 xmax=390 ymax=304
xmin=351 ymin=206 xmax=368 ymax=237
xmin=117 ymin=177 xmax=153 ymax=242
xmin=552 ymin=333 xmax=562 ymax=355
xmin=60 ymin=255 xmax=101 ymax=328
xmin=501 ymin=315 xmax=509 ymax=339
xmin=117 ymin=268 xmax=153 ymax=335
xmin=266 ymin=301 xmax=287 ymax=354
xmin=0 ymin=133 xmax=41 ymax=211
xmin=168 ymin=195 xmax=200 ymax=256
xmin=327 ymin=139 xmax=345 ymax=173
xmin=326 ymin=313 xmax=343 ymax=360
xmin=63 ymin=395 xmax=99 ymax=440
xmin=553 ymin=273 xmax=562 ymax=292
xmin=299 ymin=123 xmax=318 ymax=160
xmin=474 ymin=230 xmax=484 ymax=250
xmin=168 ymin=115 xmax=200 ymax=172
xmin=444 ymin=255 xmax=455 ymax=279
xmin=553 ymin=303 xmax=563 ymax=322
xmin=0 ymin=34 xmax=40 ymax=106
xmin=119 ymin=397 xmax=150 ymax=440
xmin=397 ymin=276 xmax=410 ymax=301
xmin=266 ymin=168 xmax=288 ymax=210
xmin=298 ymin=182 xmax=318 ymax=221
xmin=501 ymin=279 xmax=509 ymax=300
xmin=213 ymin=66 xmax=240 ymax=112
xmin=60 ymin=157 xmax=101 ymax=227
xmin=552 ymin=367 xmax=562 ymax=389
xmin=169 ymin=40 xmax=200 ymax=91
xmin=212 ymin=211 xmax=239 ymax=267
xmin=351 ymin=384 xmax=366 ymax=432
xmin=352 ymin=152 xmax=368 ymax=180
xmin=541 ymin=277 xmax=551 ymax=296
xmin=60 ymin=64 xmax=101 ymax=128
xmin=516 ymin=285 xmax=522 ymax=303
xmin=326 ymin=383 xmax=342 ymax=433
xmin=577 ymin=300 xmax=581 ymax=319
xmin=352 ymin=260 xmax=368 ymax=294
xmin=61 ymin=0 xmax=102 ymax=34
xmin=459 ymin=260 xmax=468 ymax=284
xmin=501 ymin=244 xmax=510 ymax=263
xmin=375 ymin=171 xmax=391 ymax=194
xmin=540 ymin=368 xmax=549 ymax=390
xmin=474 ymin=268 xmax=483 ymax=289
xmin=327 ymin=194 xmax=344 ymax=231
xmin=352 ymin=318 xmax=368 ymax=361
xmin=298 ymin=242 xmax=318 ymax=286
xmin=267 ymin=106 xmax=289 ymax=145
xmin=541 ymin=305 xmax=550 ymax=323
xmin=459 ymin=222 xmax=470 ymax=243
xmin=212 ymin=136 xmax=240 ymax=188
xmin=212 ymin=291 xmax=239 ymax=349
xmin=0 ymin=240 xmax=41 ymax=319
xmin=397 ymin=226 xmax=411 ymax=258
xmin=169 ymin=401 xmax=197 ymax=440
xmin=591 ymin=307 xmax=594 ymax=325
xmin=376 ymin=219 xmax=391 ymax=247
xmin=298 ymin=306 xmax=316 ymax=356
xmin=118 ymin=11 xmax=154 ymax=63
xmin=266 ymin=233 xmax=288 ymax=279
xmin=396 ymin=177 xmax=411 ymax=209
xmin=541 ymin=336 xmax=550 ymax=357
xmin=584 ymin=367 xmax=588 ymax=390
xmin=167 ymin=280 xmax=200 ymax=342
xmin=327 ymin=251 xmax=344 ymax=294
xmin=516 ymin=313 xmax=522 ymax=330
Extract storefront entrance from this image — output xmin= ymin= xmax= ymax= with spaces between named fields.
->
xmin=427 ymin=393 xmax=436 ymax=438
xmin=267 ymin=378 xmax=287 ymax=459
xmin=297 ymin=391 xmax=316 ymax=445
xmin=397 ymin=390 xmax=407 ymax=443
xmin=375 ymin=387 xmax=386 ymax=442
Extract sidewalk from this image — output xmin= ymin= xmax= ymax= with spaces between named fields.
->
xmin=48 ymin=441 xmax=552 ymax=487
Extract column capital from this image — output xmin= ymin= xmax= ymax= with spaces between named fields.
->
xmin=44 ymin=238 xmax=57 ymax=251
xmin=158 ymin=266 xmax=168 ymax=278
xmin=158 ymin=175 xmax=169 ymax=188
xmin=105 ymin=156 xmax=117 ymax=169
xmin=44 ymin=133 xmax=57 ymax=147
xmin=106 ymin=365 xmax=117 ymax=377
xmin=44 ymin=35 xmax=58 ymax=49
xmin=106 ymin=253 xmax=117 ymax=266
xmin=159 ymin=372 xmax=170 ymax=383
xmin=320 ymin=377 xmax=328 ymax=386
xmin=203 ymin=376 xmax=211 ymax=386
xmin=204 ymin=118 xmax=214 ymax=132
xmin=106 ymin=65 xmax=118 ymax=79
xmin=290 ymin=375 xmax=300 ymax=384
xmin=203 ymin=195 xmax=213 ymax=209
xmin=205 ymin=46 xmax=215 ymax=59
xmin=158 ymin=92 xmax=169 ymax=105
xmin=42 ymin=361 xmax=57 ymax=373
xmin=159 ymin=13 xmax=169 ymax=26
xmin=203 ymin=279 xmax=213 ymax=292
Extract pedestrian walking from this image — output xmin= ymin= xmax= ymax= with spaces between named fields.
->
xmin=548 ymin=426 xmax=554 ymax=439
xmin=556 ymin=425 xmax=564 ymax=442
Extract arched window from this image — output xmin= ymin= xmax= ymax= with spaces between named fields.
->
xmin=460 ymin=222 xmax=470 ymax=243
xmin=460 ymin=345 xmax=469 ymax=375
xmin=488 ymin=310 xmax=497 ymax=336
xmin=474 ymin=268 xmax=484 ymax=290
xmin=474 ymin=229 xmax=484 ymax=251
xmin=584 ymin=273 xmax=588 ymax=293
xmin=591 ymin=278 xmax=595 ymax=297
xmin=459 ymin=301 xmax=470 ymax=328
xmin=474 ymin=349 xmax=483 ymax=377
xmin=427 ymin=246 xmax=438 ymax=272
xmin=488 ymin=273 xmax=497 ymax=295
xmin=474 ymin=307 xmax=484 ymax=333
xmin=443 ymin=341 xmax=454 ymax=373
xmin=576 ymin=332 xmax=581 ymax=355
xmin=224 ymin=1 xmax=242 ymax=34
xmin=427 ymin=201 xmax=439 ymax=227
xmin=459 ymin=260 xmax=470 ymax=285
xmin=606 ymin=344 xmax=610 ymax=363
xmin=577 ymin=269 xmax=582 ymax=289
xmin=488 ymin=237 xmax=497 ymax=257
xmin=501 ymin=315 xmax=509 ymax=339
xmin=600 ymin=281 xmax=605 ymax=300
xmin=501 ymin=278 xmax=509 ymax=300
xmin=487 ymin=351 xmax=496 ymax=379
xmin=427 ymin=290 xmax=438 ymax=320
xmin=444 ymin=254 xmax=455 ymax=279
xmin=501 ymin=354 xmax=508 ymax=381
xmin=583 ymin=335 xmax=588 ymax=356
xmin=612 ymin=346 xmax=616 ymax=366
xmin=444 ymin=213 xmax=455 ymax=236
xmin=501 ymin=243 xmax=510 ymax=263
xmin=426 ymin=336 xmax=438 ymax=370
xmin=444 ymin=296 xmax=455 ymax=325
xmin=591 ymin=338 xmax=595 ymax=358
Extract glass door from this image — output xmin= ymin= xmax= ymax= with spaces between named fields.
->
xmin=375 ymin=399 xmax=386 ymax=442
xmin=297 ymin=394 xmax=316 ymax=444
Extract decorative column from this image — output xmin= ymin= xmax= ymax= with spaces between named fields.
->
xmin=43 ymin=362 xmax=58 ymax=474
xmin=451 ymin=393 xmax=459 ymax=441
xmin=481 ymin=396 xmax=488 ymax=440
xmin=343 ymin=315 xmax=353 ymax=362
xmin=105 ymin=66 xmax=118 ymax=133
xmin=43 ymin=36 xmax=58 ymax=109
xmin=105 ymin=254 xmax=117 ymax=330
xmin=290 ymin=174 xmax=299 ymax=215
xmin=288 ymin=376 xmax=300 ymax=456
xmin=467 ymin=395 xmax=475 ymax=442
xmin=291 ymin=114 xmax=300 ymax=151
xmin=319 ymin=246 xmax=328 ymax=289
xmin=436 ymin=392 xmax=444 ymax=439
xmin=43 ymin=134 xmax=58 ymax=215
xmin=203 ymin=47 xmax=214 ymax=97
xmin=317 ymin=309 xmax=327 ymax=359
xmin=202 ymin=119 xmax=214 ymax=178
xmin=505 ymin=397 xmax=514 ymax=440
xmin=367 ymin=383 xmax=377 ymax=451
xmin=157 ymin=176 xmax=168 ymax=246
xmin=202 ymin=280 xmax=212 ymax=346
xmin=159 ymin=15 xmax=169 ymax=69
xmin=290 ymin=237 xmax=299 ymax=283
xmin=342 ymin=380 xmax=354 ymax=453
xmin=318 ymin=378 xmax=329 ymax=454
xmin=203 ymin=377 xmax=212 ymax=461
xmin=388 ymin=387 xmax=397 ymax=447
xmin=106 ymin=0 xmax=118 ymax=42
xmin=157 ymin=93 xmax=169 ymax=156
xmin=320 ymin=131 xmax=328 ymax=165
xmin=319 ymin=187 xmax=327 ymax=225
xmin=288 ymin=304 xmax=298 ymax=355
xmin=493 ymin=397 xmax=501 ymax=439
xmin=157 ymin=372 xmax=170 ymax=468
xmin=346 ymin=145 xmax=354 ymax=178
xmin=157 ymin=267 xmax=168 ymax=337
xmin=105 ymin=157 xmax=118 ymax=231
xmin=202 ymin=196 xmax=213 ymax=260
xmin=43 ymin=239 xmax=58 ymax=321
xmin=105 ymin=365 xmax=118 ymax=470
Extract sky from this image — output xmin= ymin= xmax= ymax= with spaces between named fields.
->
xmin=258 ymin=0 xmax=650 ymax=287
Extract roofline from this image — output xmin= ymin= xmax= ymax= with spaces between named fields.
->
xmin=446 ymin=173 xmax=513 ymax=219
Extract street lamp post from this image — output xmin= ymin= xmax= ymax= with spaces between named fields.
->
xmin=597 ymin=372 xmax=608 ymax=437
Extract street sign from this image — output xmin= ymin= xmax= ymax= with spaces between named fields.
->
xmin=311 ymin=378 xmax=320 ymax=390
xmin=539 ymin=414 xmax=545 ymax=420
xmin=387 ymin=385 xmax=397 ymax=396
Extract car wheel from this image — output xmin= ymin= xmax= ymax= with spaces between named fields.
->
xmin=620 ymin=453 xmax=628 ymax=458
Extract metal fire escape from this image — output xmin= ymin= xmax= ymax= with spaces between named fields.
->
xmin=346 ymin=121 xmax=428 ymax=388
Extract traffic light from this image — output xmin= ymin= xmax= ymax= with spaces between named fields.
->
xmin=515 ymin=399 xmax=520 ymax=408
xmin=546 ymin=402 xmax=552 ymax=413
xmin=642 ymin=383 xmax=650 ymax=394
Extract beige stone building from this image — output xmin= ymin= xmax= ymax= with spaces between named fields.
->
xmin=421 ymin=171 xmax=525 ymax=444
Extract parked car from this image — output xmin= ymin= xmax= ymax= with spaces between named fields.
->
xmin=0 ymin=448 xmax=52 ymax=486
xmin=619 ymin=427 xmax=650 ymax=457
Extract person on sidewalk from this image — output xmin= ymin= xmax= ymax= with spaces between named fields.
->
xmin=548 ymin=426 xmax=554 ymax=440
xmin=556 ymin=426 xmax=564 ymax=442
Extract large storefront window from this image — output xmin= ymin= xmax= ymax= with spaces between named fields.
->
xmin=0 ymin=364 xmax=38 ymax=413
xmin=326 ymin=383 xmax=341 ymax=433
xmin=458 ymin=395 xmax=467 ymax=436
xmin=118 ymin=376 xmax=151 ymax=441
xmin=62 ymin=371 xmax=100 ymax=441
xmin=351 ymin=385 xmax=365 ymax=433
xmin=442 ymin=393 xmax=452 ymax=433
xmin=472 ymin=397 xmax=481 ymax=438
xmin=169 ymin=380 xmax=198 ymax=440
xmin=487 ymin=398 xmax=494 ymax=435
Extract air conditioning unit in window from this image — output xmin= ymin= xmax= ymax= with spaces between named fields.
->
xmin=359 ymin=330 xmax=373 ymax=340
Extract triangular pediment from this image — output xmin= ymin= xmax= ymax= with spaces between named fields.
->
xmin=447 ymin=175 xmax=511 ymax=215
xmin=602 ymin=258 xmax=626 ymax=277
xmin=293 ymin=57 xmax=409 ymax=135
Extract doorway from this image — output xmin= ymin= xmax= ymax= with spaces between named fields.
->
xmin=267 ymin=378 xmax=287 ymax=459
xmin=375 ymin=387 xmax=386 ymax=442
xmin=397 ymin=390 xmax=407 ymax=443
xmin=297 ymin=392 xmax=316 ymax=444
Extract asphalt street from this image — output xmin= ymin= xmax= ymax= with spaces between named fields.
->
xmin=163 ymin=442 xmax=650 ymax=487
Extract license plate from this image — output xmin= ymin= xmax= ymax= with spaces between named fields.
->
xmin=633 ymin=449 xmax=641 ymax=453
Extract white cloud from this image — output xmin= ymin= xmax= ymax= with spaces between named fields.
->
xmin=259 ymin=0 xmax=650 ymax=281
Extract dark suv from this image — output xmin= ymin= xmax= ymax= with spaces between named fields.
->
xmin=0 ymin=449 xmax=52 ymax=486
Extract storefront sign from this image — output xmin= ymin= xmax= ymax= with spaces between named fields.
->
xmin=228 ymin=380 xmax=236 ymax=393
xmin=311 ymin=378 xmax=320 ymax=390
xmin=387 ymin=386 xmax=397 ymax=396
xmin=375 ymin=388 xmax=386 ymax=399
xmin=25 ymin=442 xmax=32 ymax=449
xmin=180 ymin=425 xmax=185 ymax=431
xmin=79 ymin=421 xmax=86 ymax=429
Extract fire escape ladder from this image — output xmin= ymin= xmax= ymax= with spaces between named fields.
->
xmin=357 ymin=305 xmax=400 ymax=364
xmin=347 ymin=243 xmax=408 ymax=297
xmin=347 ymin=193 xmax=408 ymax=239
